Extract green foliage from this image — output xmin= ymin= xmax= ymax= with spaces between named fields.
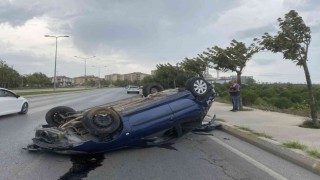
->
xmin=307 ymin=149 xmax=320 ymax=159
xmin=274 ymin=97 xmax=293 ymax=109
xmin=180 ymin=54 xmax=209 ymax=77
xmin=242 ymin=90 xmax=258 ymax=105
xmin=256 ymin=10 xmax=310 ymax=64
xmin=100 ymin=79 xmax=111 ymax=87
xmin=0 ymin=60 xmax=21 ymax=88
xmin=235 ymin=126 xmax=273 ymax=139
xmin=282 ymin=141 xmax=307 ymax=150
xmin=25 ymin=72 xmax=51 ymax=87
xmin=255 ymin=10 xmax=318 ymax=124
xmin=154 ymin=63 xmax=180 ymax=88
xmin=205 ymin=40 xmax=259 ymax=84
xmin=216 ymin=83 xmax=320 ymax=115
xmin=299 ymin=120 xmax=320 ymax=129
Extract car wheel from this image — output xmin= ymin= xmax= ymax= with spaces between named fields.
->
xmin=45 ymin=106 xmax=76 ymax=127
xmin=19 ymin=102 xmax=28 ymax=114
xmin=186 ymin=77 xmax=210 ymax=97
xmin=142 ymin=83 xmax=164 ymax=97
xmin=82 ymin=107 xmax=121 ymax=136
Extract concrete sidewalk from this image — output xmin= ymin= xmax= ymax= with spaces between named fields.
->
xmin=207 ymin=102 xmax=320 ymax=174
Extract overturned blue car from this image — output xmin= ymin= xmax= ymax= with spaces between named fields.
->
xmin=27 ymin=77 xmax=216 ymax=154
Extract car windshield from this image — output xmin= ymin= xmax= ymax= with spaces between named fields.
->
xmin=129 ymin=86 xmax=138 ymax=88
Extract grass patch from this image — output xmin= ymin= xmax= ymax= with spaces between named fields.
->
xmin=299 ymin=120 xmax=320 ymax=129
xmin=282 ymin=141 xmax=307 ymax=150
xmin=251 ymin=132 xmax=273 ymax=139
xmin=307 ymin=149 xmax=320 ymax=159
xmin=282 ymin=141 xmax=320 ymax=159
xmin=235 ymin=126 xmax=273 ymax=139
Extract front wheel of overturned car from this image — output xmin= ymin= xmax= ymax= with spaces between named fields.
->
xmin=186 ymin=77 xmax=210 ymax=97
xmin=142 ymin=83 xmax=164 ymax=97
xmin=45 ymin=106 xmax=76 ymax=127
xmin=82 ymin=107 xmax=121 ymax=136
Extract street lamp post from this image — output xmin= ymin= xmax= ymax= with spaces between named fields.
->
xmin=74 ymin=56 xmax=96 ymax=86
xmin=45 ymin=35 xmax=69 ymax=91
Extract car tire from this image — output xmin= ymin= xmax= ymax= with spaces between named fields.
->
xmin=82 ymin=107 xmax=121 ymax=136
xmin=186 ymin=77 xmax=210 ymax=97
xmin=19 ymin=102 xmax=28 ymax=114
xmin=142 ymin=83 xmax=164 ymax=97
xmin=45 ymin=106 xmax=76 ymax=127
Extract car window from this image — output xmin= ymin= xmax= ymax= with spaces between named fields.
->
xmin=0 ymin=90 xmax=5 ymax=97
xmin=130 ymin=86 xmax=138 ymax=88
xmin=1 ymin=90 xmax=16 ymax=98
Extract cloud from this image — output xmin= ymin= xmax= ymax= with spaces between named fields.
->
xmin=0 ymin=1 xmax=49 ymax=26
xmin=0 ymin=0 xmax=320 ymax=83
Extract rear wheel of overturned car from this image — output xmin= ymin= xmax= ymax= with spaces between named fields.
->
xmin=45 ymin=106 xmax=76 ymax=127
xmin=82 ymin=107 xmax=121 ymax=136
xmin=186 ymin=77 xmax=210 ymax=97
xmin=142 ymin=83 xmax=164 ymax=97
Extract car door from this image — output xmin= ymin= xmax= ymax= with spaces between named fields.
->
xmin=128 ymin=102 xmax=174 ymax=137
xmin=0 ymin=89 xmax=20 ymax=115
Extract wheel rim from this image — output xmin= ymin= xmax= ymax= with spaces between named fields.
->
xmin=53 ymin=113 xmax=65 ymax=125
xmin=92 ymin=114 xmax=113 ymax=127
xmin=22 ymin=103 xmax=28 ymax=112
xmin=193 ymin=79 xmax=207 ymax=95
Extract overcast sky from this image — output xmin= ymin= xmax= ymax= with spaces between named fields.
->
xmin=1 ymin=0 xmax=320 ymax=83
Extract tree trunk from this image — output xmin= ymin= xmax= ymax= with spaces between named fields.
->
xmin=237 ymin=71 xmax=243 ymax=110
xmin=302 ymin=60 xmax=318 ymax=125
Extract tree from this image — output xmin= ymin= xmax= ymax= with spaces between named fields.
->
xmin=205 ymin=40 xmax=258 ymax=109
xmin=0 ymin=60 xmax=21 ymax=88
xmin=25 ymin=72 xmax=51 ymax=87
xmin=255 ymin=10 xmax=318 ymax=125
xmin=180 ymin=54 xmax=210 ymax=77
xmin=100 ymin=79 xmax=110 ymax=87
xmin=205 ymin=40 xmax=258 ymax=85
xmin=155 ymin=63 xmax=179 ymax=88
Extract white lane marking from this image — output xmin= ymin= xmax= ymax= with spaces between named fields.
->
xmin=208 ymin=136 xmax=288 ymax=180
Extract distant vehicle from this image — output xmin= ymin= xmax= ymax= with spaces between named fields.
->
xmin=0 ymin=88 xmax=28 ymax=116
xmin=26 ymin=77 xmax=216 ymax=154
xmin=127 ymin=85 xmax=140 ymax=94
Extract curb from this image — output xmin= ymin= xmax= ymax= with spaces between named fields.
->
xmin=220 ymin=122 xmax=320 ymax=175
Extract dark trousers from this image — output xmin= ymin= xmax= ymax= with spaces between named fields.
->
xmin=231 ymin=95 xmax=240 ymax=110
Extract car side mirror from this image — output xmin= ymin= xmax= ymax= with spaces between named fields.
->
xmin=16 ymin=95 xmax=20 ymax=98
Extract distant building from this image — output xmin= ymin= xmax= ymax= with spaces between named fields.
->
xmin=214 ymin=76 xmax=232 ymax=84
xmin=230 ymin=75 xmax=254 ymax=84
xmin=124 ymin=72 xmax=149 ymax=81
xmin=105 ymin=72 xmax=149 ymax=82
xmin=73 ymin=75 xmax=99 ymax=86
xmin=50 ymin=76 xmax=73 ymax=87
xmin=105 ymin=74 xmax=122 ymax=82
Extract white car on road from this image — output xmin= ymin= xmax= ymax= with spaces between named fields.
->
xmin=0 ymin=88 xmax=28 ymax=116
xmin=126 ymin=85 xmax=140 ymax=94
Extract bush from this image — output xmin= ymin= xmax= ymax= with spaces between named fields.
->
xmin=290 ymin=94 xmax=302 ymax=103
xmin=274 ymin=97 xmax=293 ymax=109
xmin=254 ymin=97 xmax=269 ymax=106
xmin=242 ymin=90 xmax=258 ymax=105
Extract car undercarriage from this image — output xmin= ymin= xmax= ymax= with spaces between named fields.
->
xmin=25 ymin=77 xmax=217 ymax=154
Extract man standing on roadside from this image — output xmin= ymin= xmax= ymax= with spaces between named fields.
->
xmin=228 ymin=80 xmax=240 ymax=112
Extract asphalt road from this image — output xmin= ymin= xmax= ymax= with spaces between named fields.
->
xmin=0 ymin=88 xmax=318 ymax=180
